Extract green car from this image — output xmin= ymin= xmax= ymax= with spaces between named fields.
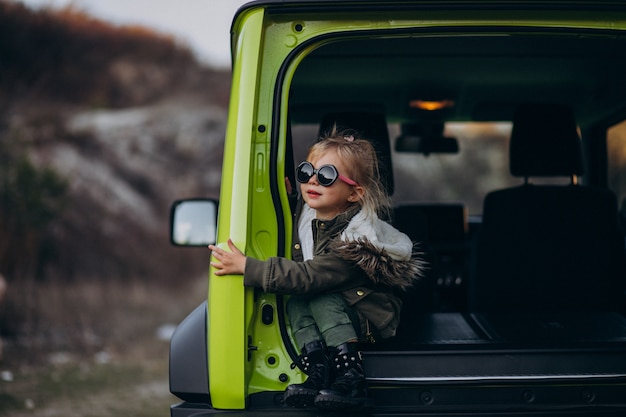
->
xmin=169 ymin=0 xmax=626 ymax=415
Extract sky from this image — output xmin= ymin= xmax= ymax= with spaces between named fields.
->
xmin=12 ymin=0 xmax=251 ymax=68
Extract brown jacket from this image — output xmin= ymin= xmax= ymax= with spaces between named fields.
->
xmin=244 ymin=203 xmax=424 ymax=339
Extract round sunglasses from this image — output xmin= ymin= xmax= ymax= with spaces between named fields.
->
xmin=296 ymin=161 xmax=357 ymax=187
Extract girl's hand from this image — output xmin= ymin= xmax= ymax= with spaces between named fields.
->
xmin=208 ymin=239 xmax=246 ymax=275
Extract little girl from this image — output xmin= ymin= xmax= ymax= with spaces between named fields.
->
xmin=209 ymin=134 xmax=424 ymax=410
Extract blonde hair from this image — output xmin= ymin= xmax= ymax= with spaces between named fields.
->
xmin=306 ymin=133 xmax=391 ymax=219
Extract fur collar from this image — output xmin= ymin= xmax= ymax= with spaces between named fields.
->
xmin=332 ymin=209 xmax=426 ymax=290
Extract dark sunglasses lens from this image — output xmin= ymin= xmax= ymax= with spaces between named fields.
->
xmin=317 ymin=165 xmax=338 ymax=186
xmin=296 ymin=162 xmax=314 ymax=183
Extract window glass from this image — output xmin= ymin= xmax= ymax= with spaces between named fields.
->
xmin=291 ymin=122 xmax=585 ymax=216
xmin=608 ymin=120 xmax=626 ymax=219
xmin=391 ymin=123 xmax=516 ymax=215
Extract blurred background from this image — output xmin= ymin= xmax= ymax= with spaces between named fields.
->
xmin=0 ymin=1 xmax=244 ymax=415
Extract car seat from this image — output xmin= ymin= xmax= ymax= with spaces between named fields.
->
xmin=471 ymin=104 xmax=625 ymax=312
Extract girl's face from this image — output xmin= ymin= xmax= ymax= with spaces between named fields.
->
xmin=300 ymin=150 xmax=363 ymax=220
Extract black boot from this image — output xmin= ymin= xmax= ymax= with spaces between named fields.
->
xmin=314 ymin=342 xmax=372 ymax=410
xmin=283 ymin=340 xmax=328 ymax=408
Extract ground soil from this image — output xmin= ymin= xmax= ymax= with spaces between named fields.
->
xmin=0 ymin=277 xmax=207 ymax=417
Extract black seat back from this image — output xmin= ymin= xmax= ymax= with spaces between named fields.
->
xmin=393 ymin=203 xmax=468 ymax=312
xmin=471 ymin=104 xmax=625 ymax=312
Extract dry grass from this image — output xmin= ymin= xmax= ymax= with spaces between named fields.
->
xmin=0 ymin=0 xmax=202 ymax=108
xmin=0 ymin=275 xmax=207 ymax=416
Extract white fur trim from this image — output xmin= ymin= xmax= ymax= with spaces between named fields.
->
xmin=298 ymin=204 xmax=316 ymax=260
xmin=341 ymin=210 xmax=413 ymax=261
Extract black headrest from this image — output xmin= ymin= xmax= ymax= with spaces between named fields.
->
xmin=510 ymin=104 xmax=584 ymax=177
xmin=319 ymin=111 xmax=394 ymax=195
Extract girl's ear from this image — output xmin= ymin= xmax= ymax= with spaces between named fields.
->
xmin=348 ymin=186 xmax=365 ymax=202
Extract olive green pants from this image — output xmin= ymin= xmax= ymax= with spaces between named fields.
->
xmin=287 ymin=292 xmax=361 ymax=349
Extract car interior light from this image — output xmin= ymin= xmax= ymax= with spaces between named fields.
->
xmin=410 ymin=99 xmax=455 ymax=111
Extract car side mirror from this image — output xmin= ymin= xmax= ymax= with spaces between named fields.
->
xmin=170 ymin=199 xmax=218 ymax=246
